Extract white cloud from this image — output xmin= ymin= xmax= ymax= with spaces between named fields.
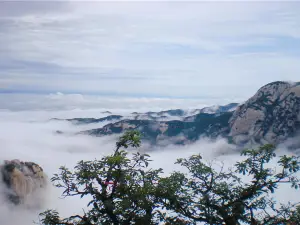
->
xmin=0 ymin=2 xmax=300 ymax=98
xmin=0 ymin=93 xmax=243 ymax=112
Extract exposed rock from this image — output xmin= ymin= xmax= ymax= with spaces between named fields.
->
xmin=229 ymin=81 xmax=300 ymax=146
xmin=0 ymin=159 xmax=47 ymax=205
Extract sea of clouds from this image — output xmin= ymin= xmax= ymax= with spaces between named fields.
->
xmin=0 ymin=94 xmax=299 ymax=225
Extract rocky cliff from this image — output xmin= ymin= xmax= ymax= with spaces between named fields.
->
xmin=229 ymin=81 xmax=300 ymax=146
xmin=0 ymin=159 xmax=47 ymax=205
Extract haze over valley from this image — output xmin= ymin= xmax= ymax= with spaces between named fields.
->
xmin=1 ymin=1 xmax=300 ymax=224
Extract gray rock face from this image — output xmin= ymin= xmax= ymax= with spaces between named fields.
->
xmin=229 ymin=81 xmax=300 ymax=146
xmin=0 ymin=159 xmax=47 ymax=205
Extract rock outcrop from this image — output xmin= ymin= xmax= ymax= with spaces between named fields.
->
xmin=0 ymin=159 xmax=47 ymax=205
xmin=229 ymin=81 xmax=300 ymax=146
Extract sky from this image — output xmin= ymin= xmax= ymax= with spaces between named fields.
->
xmin=1 ymin=2 xmax=300 ymax=223
xmin=1 ymin=1 xmax=300 ymax=106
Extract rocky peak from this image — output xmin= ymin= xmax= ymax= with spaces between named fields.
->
xmin=0 ymin=159 xmax=47 ymax=205
xmin=229 ymin=81 xmax=300 ymax=146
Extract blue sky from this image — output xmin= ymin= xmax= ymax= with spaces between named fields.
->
xmin=1 ymin=1 xmax=300 ymax=101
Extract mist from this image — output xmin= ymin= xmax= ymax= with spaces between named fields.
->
xmin=0 ymin=109 xmax=299 ymax=225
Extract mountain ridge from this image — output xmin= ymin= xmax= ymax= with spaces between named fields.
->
xmin=53 ymin=81 xmax=300 ymax=149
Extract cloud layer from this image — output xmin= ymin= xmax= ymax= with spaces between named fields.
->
xmin=1 ymin=2 xmax=300 ymax=223
xmin=0 ymin=109 xmax=299 ymax=225
xmin=1 ymin=1 xmax=300 ymax=98
xmin=0 ymin=92 xmax=243 ymax=112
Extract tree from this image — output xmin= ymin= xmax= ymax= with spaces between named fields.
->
xmin=38 ymin=131 xmax=165 ymax=225
xmin=38 ymin=132 xmax=300 ymax=225
xmin=157 ymin=144 xmax=300 ymax=225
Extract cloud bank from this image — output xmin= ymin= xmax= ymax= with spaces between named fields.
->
xmin=0 ymin=93 xmax=242 ymax=112
xmin=0 ymin=109 xmax=299 ymax=225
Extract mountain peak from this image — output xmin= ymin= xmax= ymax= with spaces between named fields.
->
xmin=229 ymin=81 xmax=300 ymax=146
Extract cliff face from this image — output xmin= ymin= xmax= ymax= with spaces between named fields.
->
xmin=229 ymin=81 xmax=300 ymax=146
xmin=1 ymin=159 xmax=47 ymax=205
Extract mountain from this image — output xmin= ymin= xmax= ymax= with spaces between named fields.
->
xmin=229 ymin=81 xmax=300 ymax=146
xmin=54 ymin=103 xmax=238 ymax=124
xmin=53 ymin=103 xmax=237 ymax=145
xmin=131 ymin=109 xmax=186 ymax=121
xmin=184 ymin=103 xmax=238 ymax=122
xmin=52 ymin=115 xmax=123 ymax=125
xmin=54 ymin=81 xmax=300 ymax=148
xmin=80 ymin=112 xmax=233 ymax=145
xmin=199 ymin=103 xmax=238 ymax=114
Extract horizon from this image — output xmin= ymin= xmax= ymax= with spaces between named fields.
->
xmin=1 ymin=1 xmax=300 ymax=105
xmin=0 ymin=79 xmax=298 ymax=112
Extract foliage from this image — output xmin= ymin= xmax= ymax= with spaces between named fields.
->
xmin=158 ymin=144 xmax=300 ymax=225
xmin=38 ymin=131 xmax=164 ymax=225
xmin=38 ymin=133 xmax=300 ymax=225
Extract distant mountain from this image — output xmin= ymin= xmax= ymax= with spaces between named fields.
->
xmin=53 ymin=103 xmax=238 ymax=124
xmin=53 ymin=81 xmax=300 ymax=149
xmin=80 ymin=112 xmax=233 ymax=145
xmin=131 ymin=109 xmax=186 ymax=121
xmin=197 ymin=103 xmax=238 ymax=114
xmin=147 ymin=103 xmax=238 ymax=117
xmin=52 ymin=115 xmax=123 ymax=125
xmin=184 ymin=103 xmax=238 ymax=122
xmin=101 ymin=111 xmax=112 ymax=114
xmin=53 ymin=103 xmax=237 ymax=145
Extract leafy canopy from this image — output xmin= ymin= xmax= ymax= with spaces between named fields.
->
xmin=38 ymin=131 xmax=300 ymax=225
